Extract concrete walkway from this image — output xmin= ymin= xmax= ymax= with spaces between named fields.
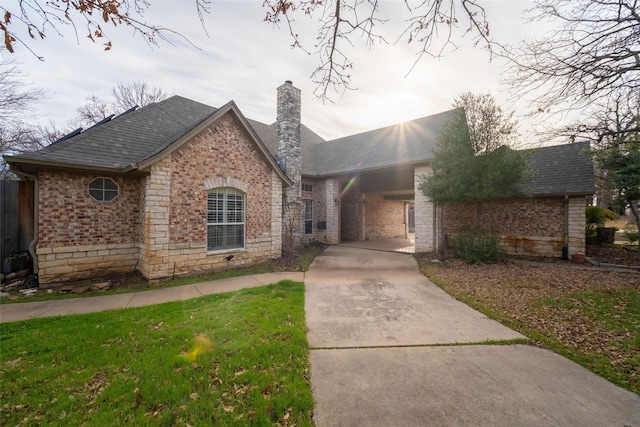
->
xmin=0 ymin=272 xmax=303 ymax=323
xmin=340 ymin=235 xmax=415 ymax=253
xmin=306 ymin=246 xmax=640 ymax=427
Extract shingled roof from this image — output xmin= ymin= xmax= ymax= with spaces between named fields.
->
xmin=8 ymin=96 xmax=217 ymax=172
xmin=524 ymin=141 xmax=594 ymax=196
xmin=307 ymin=109 xmax=459 ymax=176
xmin=5 ymin=95 xmax=594 ymax=197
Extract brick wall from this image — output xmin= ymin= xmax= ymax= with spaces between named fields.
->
xmin=340 ymin=176 xmax=363 ymax=241
xmin=37 ymin=171 xmax=142 ymax=284
xmin=363 ymin=194 xmax=406 ymax=240
xmin=300 ymin=178 xmax=340 ymax=244
xmin=147 ymin=113 xmax=281 ymax=279
xmin=37 ymin=112 xmax=285 ymax=284
xmin=442 ymin=196 xmax=587 ymax=257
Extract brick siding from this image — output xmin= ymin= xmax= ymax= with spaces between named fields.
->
xmin=363 ymin=194 xmax=406 ymax=240
xmin=442 ymin=196 xmax=587 ymax=256
xmin=37 ymin=171 xmax=142 ymax=284
xmin=37 ymin=112 xmax=284 ymax=284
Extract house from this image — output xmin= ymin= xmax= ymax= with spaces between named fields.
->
xmin=4 ymin=81 xmax=594 ymax=285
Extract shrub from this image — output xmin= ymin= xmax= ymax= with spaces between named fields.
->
xmin=585 ymin=206 xmax=619 ymax=244
xmin=450 ymin=228 xmax=506 ymax=264
xmin=624 ymin=226 xmax=639 ymax=245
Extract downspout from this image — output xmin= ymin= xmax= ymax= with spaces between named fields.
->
xmin=15 ymin=170 xmax=39 ymax=277
xmin=562 ymin=194 xmax=569 ymax=260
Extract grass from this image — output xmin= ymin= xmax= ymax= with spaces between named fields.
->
xmin=0 ymin=280 xmax=314 ymax=426
xmin=418 ymin=259 xmax=640 ymax=395
xmin=1 ymin=245 xmax=326 ymax=304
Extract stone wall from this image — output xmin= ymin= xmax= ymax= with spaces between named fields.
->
xmin=37 ymin=171 xmax=142 ymax=284
xmin=414 ymin=166 xmax=436 ymax=251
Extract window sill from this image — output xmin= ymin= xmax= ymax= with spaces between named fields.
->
xmin=206 ymin=247 xmax=247 ymax=256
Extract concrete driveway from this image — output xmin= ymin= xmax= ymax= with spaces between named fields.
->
xmin=306 ymin=246 xmax=640 ymax=427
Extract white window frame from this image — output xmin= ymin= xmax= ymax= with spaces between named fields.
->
xmin=88 ymin=177 xmax=119 ymax=202
xmin=302 ymin=183 xmax=313 ymax=192
xmin=207 ymin=188 xmax=246 ymax=251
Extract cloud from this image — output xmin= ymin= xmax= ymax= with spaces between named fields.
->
xmin=8 ymin=0 xmax=546 ymax=143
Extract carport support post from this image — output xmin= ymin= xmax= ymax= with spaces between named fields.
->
xmin=414 ymin=166 xmax=436 ymax=252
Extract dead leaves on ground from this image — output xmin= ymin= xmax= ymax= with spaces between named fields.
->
xmin=422 ymin=259 xmax=639 ymax=393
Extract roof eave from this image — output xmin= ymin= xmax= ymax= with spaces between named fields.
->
xmin=4 ymin=155 xmax=142 ymax=176
xmin=306 ymin=159 xmax=431 ymax=178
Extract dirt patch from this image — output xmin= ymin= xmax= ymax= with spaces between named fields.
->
xmin=586 ymin=244 xmax=639 ymax=267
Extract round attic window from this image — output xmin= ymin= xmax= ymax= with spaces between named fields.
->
xmin=89 ymin=178 xmax=119 ymax=201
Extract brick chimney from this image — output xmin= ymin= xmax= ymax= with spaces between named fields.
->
xmin=276 ymin=80 xmax=302 ymax=201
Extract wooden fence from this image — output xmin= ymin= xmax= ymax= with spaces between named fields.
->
xmin=1 ymin=180 xmax=34 ymax=273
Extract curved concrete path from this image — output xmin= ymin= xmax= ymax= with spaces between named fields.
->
xmin=0 ymin=272 xmax=304 ymax=323
xmin=306 ymin=246 xmax=640 ymax=427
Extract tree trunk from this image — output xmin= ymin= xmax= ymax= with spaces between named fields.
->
xmin=630 ymin=202 xmax=640 ymax=260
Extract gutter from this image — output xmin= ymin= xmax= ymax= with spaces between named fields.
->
xmin=14 ymin=169 xmax=39 ymax=278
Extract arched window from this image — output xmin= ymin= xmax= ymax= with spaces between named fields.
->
xmin=207 ymin=188 xmax=245 ymax=251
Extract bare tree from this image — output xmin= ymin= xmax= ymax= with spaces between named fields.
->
xmin=75 ymin=95 xmax=112 ymax=128
xmin=0 ymin=52 xmax=47 ymax=177
xmin=75 ymin=81 xmax=167 ymax=128
xmin=504 ymin=0 xmax=640 ymax=140
xmin=0 ymin=0 xmax=209 ymax=57
xmin=3 ymin=1 xmax=496 ymax=99
xmin=265 ymin=0 xmax=494 ymax=99
xmin=111 ymin=81 xmax=166 ymax=113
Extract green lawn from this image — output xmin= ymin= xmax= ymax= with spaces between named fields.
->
xmin=0 ymin=280 xmax=314 ymax=426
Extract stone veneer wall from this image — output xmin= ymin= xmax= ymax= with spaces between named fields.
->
xmin=322 ymin=178 xmax=340 ymax=243
xmin=414 ymin=166 xmax=436 ymax=251
xmin=276 ymin=81 xmax=303 ymax=240
xmin=143 ymin=113 xmax=282 ymax=279
xmin=442 ymin=196 xmax=587 ymax=256
xmin=37 ymin=171 xmax=142 ymax=285
xmin=363 ymin=194 xmax=406 ymax=240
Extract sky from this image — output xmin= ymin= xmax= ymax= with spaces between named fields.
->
xmin=5 ymin=0 xmax=551 ymax=144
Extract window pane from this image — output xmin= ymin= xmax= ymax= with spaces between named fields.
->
xmin=225 ymin=225 xmax=244 ymax=248
xmin=207 ymin=225 xmax=223 ymax=250
xmin=104 ymin=179 xmax=118 ymax=190
xmin=103 ymin=189 xmax=118 ymax=201
xmin=207 ymin=192 xmax=224 ymax=223
xmin=89 ymin=189 xmax=103 ymax=200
